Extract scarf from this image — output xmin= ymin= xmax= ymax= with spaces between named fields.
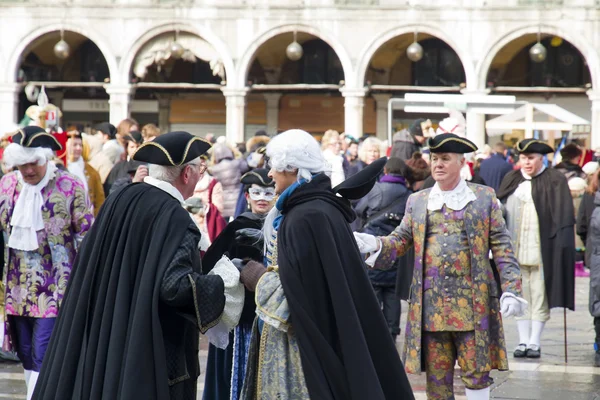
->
xmin=9 ymin=162 xmax=58 ymax=251
xmin=272 ymin=178 xmax=307 ymax=230
xmin=67 ymin=157 xmax=88 ymax=192
xmin=379 ymin=174 xmax=406 ymax=186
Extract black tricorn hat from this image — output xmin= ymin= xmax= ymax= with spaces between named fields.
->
xmin=240 ymin=168 xmax=274 ymax=187
xmin=12 ymin=126 xmax=62 ymax=151
xmin=427 ymin=133 xmax=477 ymax=154
xmin=124 ymin=130 xmax=143 ymax=145
xmin=516 ymin=139 xmax=554 ymax=155
xmin=333 ymin=157 xmax=387 ymax=200
xmin=133 ymin=131 xmax=211 ymax=166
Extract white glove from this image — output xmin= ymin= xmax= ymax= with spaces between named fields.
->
xmin=500 ymin=294 xmax=527 ymax=318
xmin=353 ymin=232 xmax=379 ymax=253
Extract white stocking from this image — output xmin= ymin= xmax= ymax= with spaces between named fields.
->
xmin=465 ymin=387 xmax=490 ymax=400
xmin=517 ymin=320 xmax=531 ymax=344
xmin=530 ymin=320 xmax=546 ymax=347
xmin=23 ymin=369 xmax=31 ymax=388
xmin=26 ymin=371 xmax=38 ymax=400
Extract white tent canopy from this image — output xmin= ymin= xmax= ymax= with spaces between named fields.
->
xmin=486 ymin=103 xmax=590 ymax=138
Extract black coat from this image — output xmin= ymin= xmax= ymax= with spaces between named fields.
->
xmin=577 ymin=191 xmax=596 ymax=268
xmin=33 ymin=183 xmax=225 ymax=400
xmin=277 ymin=174 xmax=414 ymax=400
xmin=497 ymin=168 xmax=576 ymax=310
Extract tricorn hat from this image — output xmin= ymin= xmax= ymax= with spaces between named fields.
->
xmin=12 ymin=126 xmax=62 ymax=151
xmin=333 ymin=157 xmax=387 ymax=200
xmin=240 ymin=168 xmax=274 ymax=187
xmin=427 ymin=133 xmax=477 ymax=154
xmin=133 ymin=131 xmax=211 ymax=166
xmin=516 ymin=139 xmax=554 ymax=155
xmin=124 ymin=130 xmax=143 ymax=145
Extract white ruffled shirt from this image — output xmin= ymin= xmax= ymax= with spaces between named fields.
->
xmin=427 ymin=179 xmax=477 ymax=211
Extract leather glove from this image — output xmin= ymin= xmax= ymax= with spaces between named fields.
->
xmin=500 ymin=295 xmax=526 ymax=318
xmin=353 ymin=232 xmax=379 ymax=253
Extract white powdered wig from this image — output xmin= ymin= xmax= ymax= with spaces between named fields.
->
xmin=263 ymin=129 xmax=331 ymax=252
xmin=266 ymin=129 xmax=331 ymax=182
xmin=3 ymin=143 xmax=54 ymax=168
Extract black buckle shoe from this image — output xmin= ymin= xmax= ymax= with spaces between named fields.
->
xmin=514 ymin=343 xmax=527 ymax=358
xmin=526 ymin=345 xmax=541 ymax=358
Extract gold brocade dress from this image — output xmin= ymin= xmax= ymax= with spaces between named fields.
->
xmin=240 ymin=232 xmax=309 ymax=400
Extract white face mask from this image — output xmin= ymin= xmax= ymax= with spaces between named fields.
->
xmin=248 ymin=187 xmax=276 ymax=202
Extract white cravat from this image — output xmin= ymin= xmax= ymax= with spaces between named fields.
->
xmin=427 ymin=179 xmax=477 ymax=211
xmin=67 ymin=157 xmax=88 ymax=192
xmin=143 ymin=176 xmax=184 ymax=205
xmin=9 ymin=162 xmax=58 ymax=251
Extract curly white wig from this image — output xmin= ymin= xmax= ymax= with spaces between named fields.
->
xmin=266 ymin=129 xmax=331 ymax=182
xmin=3 ymin=143 xmax=54 ymax=168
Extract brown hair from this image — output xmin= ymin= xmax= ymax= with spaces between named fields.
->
xmin=141 ymin=123 xmax=161 ymax=141
xmin=405 ymin=152 xmax=430 ymax=182
xmin=117 ymin=118 xmax=139 ymax=138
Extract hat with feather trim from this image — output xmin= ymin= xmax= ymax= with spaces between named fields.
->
xmin=132 ymin=131 xmax=211 ymax=166
xmin=516 ymin=139 xmax=554 ymax=155
xmin=12 ymin=126 xmax=62 ymax=151
xmin=240 ymin=168 xmax=274 ymax=187
xmin=427 ymin=133 xmax=477 ymax=154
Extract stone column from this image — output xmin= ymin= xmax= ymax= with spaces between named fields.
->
xmin=105 ymin=84 xmax=133 ymax=125
xmin=222 ymin=88 xmax=248 ymax=143
xmin=340 ymin=88 xmax=366 ymax=138
xmin=461 ymin=89 xmax=488 ymax=149
xmin=0 ymin=83 xmax=20 ymax=128
xmin=158 ymin=97 xmax=171 ymax=134
xmin=263 ymin=93 xmax=282 ymax=135
xmin=372 ymin=93 xmax=392 ymax=140
xmin=588 ymin=90 xmax=600 ymax=150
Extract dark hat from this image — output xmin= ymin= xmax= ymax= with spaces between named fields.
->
xmin=12 ymin=126 xmax=62 ymax=151
xmin=333 ymin=157 xmax=387 ymax=200
xmin=559 ymin=143 xmax=582 ymax=160
xmin=133 ymin=131 xmax=211 ymax=166
xmin=240 ymin=168 xmax=274 ymax=187
xmin=516 ymin=139 xmax=554 ymax=155
xmin=427 ymin=134 xmax=477 ymax=154
xmin=94 ymin=122 xmax=116 ymax=139
xmin=67 ymin=130 xmax=82 ymax=140
xmin=124 ymin=130 xmax=143 ymax=145
xmin=409 ymin=118 xmax=427 ymax=137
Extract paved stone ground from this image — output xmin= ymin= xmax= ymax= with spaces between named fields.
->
xmin=0 ymin=277 xmax=597 ymax=399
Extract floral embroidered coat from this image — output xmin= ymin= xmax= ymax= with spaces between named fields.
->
xmin=0 ymin=170 xmax=93 ymax=320
xmin=374 ymin=183 xmax=522 ymax=374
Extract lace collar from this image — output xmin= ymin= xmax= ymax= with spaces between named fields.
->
xmin=144 ymin=176 xmax=184 ymax=205
xmin=427 ymin=179 xmax=476 ymax=211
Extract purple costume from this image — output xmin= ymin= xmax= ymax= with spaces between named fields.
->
xmin=0 ymin=169 xmax=93 ymax=371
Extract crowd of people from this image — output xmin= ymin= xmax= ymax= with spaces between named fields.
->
xmin=0 ymin=111 xmax=598 ymax=400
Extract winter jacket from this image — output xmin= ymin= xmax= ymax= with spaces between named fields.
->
xmin=555 ymin=161 xmax=587 ymax=181
xmin=588 ymin=190 xmax=600 ymax=317
xmin=209 ymin=159 xmax=248 ymax=218
xmin=479 ymin=153 xmax=513 ymax=193
xmin=577 ymin=191 xmax=596 ymax=267
xmin=390 ymin=130 xmax=421 ymax=161
xmin=355 ymin=176 xmax=413 ymax=290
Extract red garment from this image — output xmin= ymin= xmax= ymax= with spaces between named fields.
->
xmin=52 ymin=129 xmax=68 ymax=165
xmin=580 ymin=148 xmax=593 ymax=167
xmin=206 ymin=178 xmax=227 ymax=242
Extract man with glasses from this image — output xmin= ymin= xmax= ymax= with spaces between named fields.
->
xmin=34 ymin=131 xmax=241 ymax=400
xmin=202 ymin=168 xmax=275 ymax=400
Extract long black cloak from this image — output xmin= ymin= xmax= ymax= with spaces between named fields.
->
xmin=497 ymin=168 xmax=576 ymax=310
xmin=33 ymin=183 xmax=225 ymax=400
xmin=277 ymin=175 xmax=414 ymax=400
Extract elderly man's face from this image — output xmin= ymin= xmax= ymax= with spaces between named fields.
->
xmin=519 ymin=154 xmax=544 ymax=176
xmin=431 ymin=152 xmax=465 ymax=188
xmin=18 ymin=162 xmax=47 ymax=185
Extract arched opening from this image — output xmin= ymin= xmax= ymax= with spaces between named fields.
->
xmin=363 ymin=33 xmax=467 ymax=137
xmin=485 ymin=34 xmax=592 ymax=148
xmin=16 ymin=30 xmax=110 ymax=127
xmin=128 ymin=31 xmax=226 ymax=136
xmin=245 ymin=32 xmax=359 ymax=137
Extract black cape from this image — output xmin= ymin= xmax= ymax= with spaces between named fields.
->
xmin=202 ymin=212 xmax=265 ymax=400
xmin=497 ymin=168 xmax=576 ymax=310
xmin=103 ymin=159 xmax=142 ymax=195
xmin=34 ymin=183 xmax=224 ymax=399
xmin=277 ymin=174 xmax=414 ymax=400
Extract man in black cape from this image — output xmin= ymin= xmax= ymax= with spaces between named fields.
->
xmin=34 ymin=131 xmax=230 ymax=400
xmin=497 ymin=139 xmax=575 ymax=359
xmin=202 ymin=168 xmax=275 ymax=400
xmin=238 ymin=129 xmax=414 ymax=400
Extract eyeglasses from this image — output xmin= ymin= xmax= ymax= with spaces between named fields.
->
xmin=189 ymin=161 xmax=207 ymax=174
xmin=248 ymin=187 xmax=276 ymax=201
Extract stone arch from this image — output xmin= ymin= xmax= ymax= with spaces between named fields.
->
xmin=120 ymin=22 xmax=235 ymax=87
xmin=355 ymin=24 xmax=475 ymax=88
xmin=6 ymin=22 xmax=118 ymax=84
xmin=477 ymin=24 xmax=599 ymax=90
xmin=235 ymin=23 xmax=354 ymax=88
